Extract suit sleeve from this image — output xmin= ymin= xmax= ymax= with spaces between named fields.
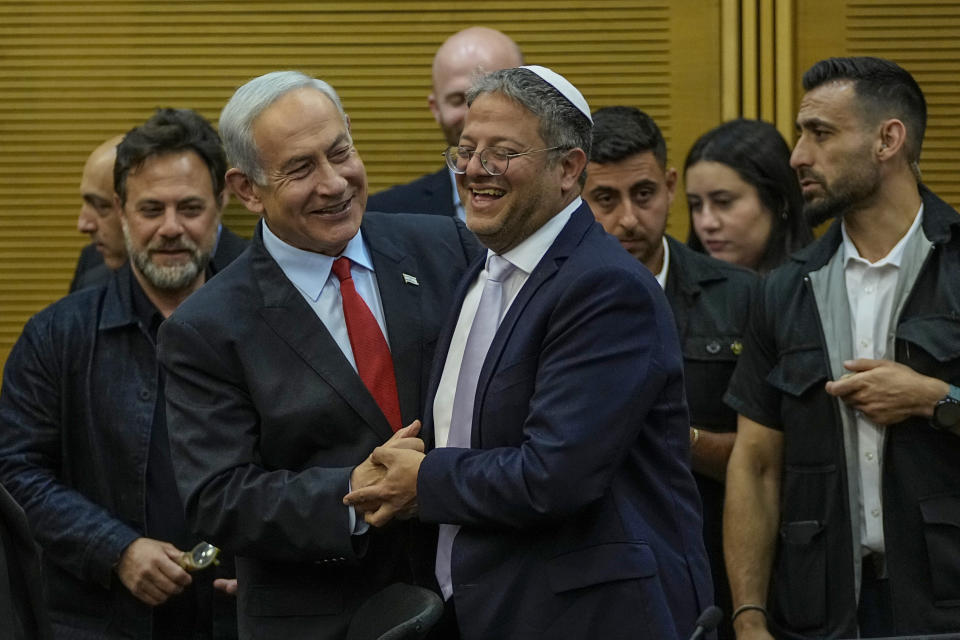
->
xmin=0 ymin=314 xmax=139 ymax=588
xmin=158 ymin=317 xmax=361 ymax=563
xmin=417 ymin=264 xmax=677 ymax=528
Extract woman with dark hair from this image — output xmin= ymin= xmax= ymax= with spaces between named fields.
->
xmin=685 ymin=119 xmax=812 ymax=272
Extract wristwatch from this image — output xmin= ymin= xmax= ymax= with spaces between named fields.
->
xmin=932 ymin=384 xmax=960 ymax=430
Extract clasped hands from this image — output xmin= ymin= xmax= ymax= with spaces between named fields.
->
xmin=345 ymin=419 xmax=425 ymax=527
xmin=824 ymin=358 xmax=948 ymax=425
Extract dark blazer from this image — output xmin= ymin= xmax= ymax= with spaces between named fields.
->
xmin=0 ymin=483 xmax=52 ymax=640
xmin=69 ymin=225 xmax=249 ymax=292
xmin=664 ymin=236 xmax=757 ymax=640
xmin=158 ymin=213 xmax=480 ymax=640
xmin=417 ymin=203 xmax=714 ymax=640
xmin=367 ymin=168 xmax=456 ymax=216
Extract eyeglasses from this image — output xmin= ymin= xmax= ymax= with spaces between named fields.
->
xmin=443 ymin=145 xmax=561 ymax=176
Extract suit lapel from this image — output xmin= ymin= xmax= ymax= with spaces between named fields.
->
xmin=470 ymin=204 xmax=595 ymax=446
xmin=362 ymin=217 xmax=425 ymax=428
xmin=250 ymin=225 xmax=394 ymax=441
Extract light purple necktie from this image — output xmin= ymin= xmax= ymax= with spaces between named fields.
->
xmin=435 ymin=254 xmax=515 ymax=601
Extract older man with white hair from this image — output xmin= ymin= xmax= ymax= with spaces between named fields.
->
xmin=158 ymin=71 xmax=480 ymax=640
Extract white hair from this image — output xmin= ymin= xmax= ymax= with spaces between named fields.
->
xmin=219 ymin=70 xmax=346 ymax=184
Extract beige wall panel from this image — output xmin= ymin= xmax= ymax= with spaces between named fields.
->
xmin=0 ymin=1 xmax=721 ymax=372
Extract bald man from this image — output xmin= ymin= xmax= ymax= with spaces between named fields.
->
xmin=367 ymin=27 xmax=523 ymax=218
xmin=70 ymin=136 xmax=126 ymax=292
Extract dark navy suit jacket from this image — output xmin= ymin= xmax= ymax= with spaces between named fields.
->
xmin=158 ymin=213 xmax=480 ymax=640
xmin=366 ymin=168 xmax=456 ymax=216
xmin=417 ymin=203 xmax=714 ymax=640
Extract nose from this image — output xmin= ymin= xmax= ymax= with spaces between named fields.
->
xmin=696 ymin=204 xmax=721 ymax=232
xmin=313 ymin=162 xmax=349 ymax=197
xmin=77 ymin=205 xmax=98 ymax=235
xmin=464 ymin=150 xmax=488 ymax=178
xmin=157 ymin=207 xmax=185 ymax=238
xmin=790 ymin=136 xmax=809 ymax=170
xmin=618 ymin=202 xmax=640 ymax=231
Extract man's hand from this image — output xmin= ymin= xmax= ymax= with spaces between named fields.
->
xmin=350 ymin=420 xmax=423 ymax=489
xmin=824 ymin=359 xmax=949 ymax=425
xmin=350 ymin=420 xmax=423 ymax=514
xmin=213 ymin=578 xmax=238 ymax=596
xmin=115 ymin=537 xmax=192 ymax=606
xmin=343 ymin=446 xmax=424 ymax=527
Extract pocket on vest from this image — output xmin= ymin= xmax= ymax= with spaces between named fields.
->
xmin=920 ymin=493 xmax=960 ymax=606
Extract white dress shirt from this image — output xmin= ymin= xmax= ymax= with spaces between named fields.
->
xmin=261 ymin=221 xmax=390 ymax=369
xmin=654 ymin=236 xmax=670 ymax=289
xmin=432 ymin=197 xmax=582 ymax=448
xmin=841 ymin=203 xmax=924 ymax=555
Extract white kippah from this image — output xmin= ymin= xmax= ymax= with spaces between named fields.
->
xmin=519 ymin=65 xmax=592 ymax=124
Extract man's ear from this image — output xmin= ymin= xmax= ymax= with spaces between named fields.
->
xmin=225 ymin=168 xmax=265 ymax=214
xmin=428 ymin=93 xmax=441 ymax=124
xmin=665 ymin=167 xmax=678 ymax=207
xmin=877 ymin=118 xmax=907 ymax=160
xmin=559 ymin=148 xmax=588 ymax=193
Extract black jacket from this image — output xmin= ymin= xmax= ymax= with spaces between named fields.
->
xmin=726 ymin=186 xmax=960 ymax=638
xmin=664 ymin=236 xmax=756 ymax=640
xmin=367 ymin=168 xmax=456 ymax=216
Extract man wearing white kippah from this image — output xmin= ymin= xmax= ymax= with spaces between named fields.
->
xmin=345 ymin=66 xmax=713 ymax=639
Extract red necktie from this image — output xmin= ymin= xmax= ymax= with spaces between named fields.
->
xmin=331 ymin=257 xmax=402 ymax=431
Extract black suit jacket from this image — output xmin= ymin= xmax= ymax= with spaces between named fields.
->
xmin=158 ymin=213 xmax=480 ymax=640
xmin=0 ymin=483 xmax=52 ymax=640
xmin=69 ymin=225 xmax=249 ymax=292
xmin=366 ymin=168 xmax=456 ymax=216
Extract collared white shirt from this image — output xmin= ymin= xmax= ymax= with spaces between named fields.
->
xmin=432 ymin=197 xmax=582 ymax=448
xmin=654 ymin=236 xmax=670 ymax=289
xmin=842 ymin=203 xmax=924 ymax=556
xmin=448 ymin=168 xmax=466 ymax=222
xmin=261 ymin=221 xmax=389 ymax=372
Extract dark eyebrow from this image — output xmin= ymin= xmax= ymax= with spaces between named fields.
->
xmin=796 ymin=117 xmax=834 ymax=132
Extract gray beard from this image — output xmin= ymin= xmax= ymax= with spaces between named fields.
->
xmin=124 ymin=227 xmax=211 ymax=291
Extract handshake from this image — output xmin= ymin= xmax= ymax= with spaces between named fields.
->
xmin=343 ymin=420 xmax=426 ymax=527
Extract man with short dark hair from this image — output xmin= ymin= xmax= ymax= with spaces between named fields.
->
xmin=0 ymin=108 xmax=239 ymax=639
xmin=157 ymin=71 xmax=480 ymax=640
xmin=585 ymin=106 xmax=756 ymax=640
xmin=724 ymin=56 xmax=960 ymax=638
xmin=367 ymin=27 xmax=523 ymax=218
xmin=69 ymin=134 xmax=247 ymax=293
xmin=346 ymin=67 xmax=712 ymax=639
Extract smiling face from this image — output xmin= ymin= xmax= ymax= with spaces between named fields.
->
xmin=120 ymin=151 xmax=221 ymax=292
xmin=239 ymin=88 xmax=366 ymax=256
xmin=584 ymin=151 xmax=676 ymax=273
xmin=685 ymin=160 xmax=773 ymax=270
xmin=457 ymin=92 xmax=571 ymax=254
xmin=790 ymin=80 xmax=881 ymax=226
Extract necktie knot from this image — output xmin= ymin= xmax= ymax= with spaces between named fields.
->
xmin=486 ymin=254 xmax=514 ymax=283
xmin=331 ymin=256 xmax=352 ymax=282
